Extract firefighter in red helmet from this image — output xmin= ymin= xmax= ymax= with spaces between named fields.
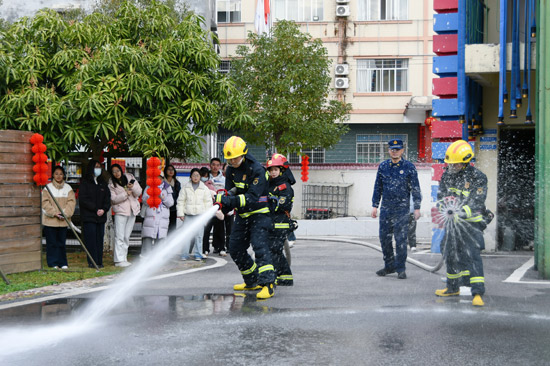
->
xmin=266 ymin=153 xmax=295 ymax=286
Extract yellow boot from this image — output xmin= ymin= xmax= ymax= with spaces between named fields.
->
xmin=472 ymin=294 xmax=484 ymax=306
xmin=233 ymin=283 xmax=262 ymax=291
xmin=256 ymin=283 xmax=275 ymax=299
xmin=435 ymin=288 xmax=460 ymax=297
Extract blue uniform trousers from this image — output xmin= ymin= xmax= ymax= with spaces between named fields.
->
xmin=379 ymin=208 xmax=409 ymax=272
xmin=228 ymin=213 xmax=276 ymax=286
xmin=443 ymin=222 xmax=485 ymax=296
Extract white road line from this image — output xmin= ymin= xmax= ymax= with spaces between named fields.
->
xmin=503 ymin=257 xmax=550 ymax=284
xmin=0 ymin=257 xmax=227 ymax=311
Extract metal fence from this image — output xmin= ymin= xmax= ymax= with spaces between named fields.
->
xmin=302 ymin=183 xmax=352 ymax=219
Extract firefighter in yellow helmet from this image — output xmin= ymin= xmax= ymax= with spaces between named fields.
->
xmin=435 ymin=140 xmax=489 ymax=306
xmin=215 ymin=136 xmax=276 ymax=299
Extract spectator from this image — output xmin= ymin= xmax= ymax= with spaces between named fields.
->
xmin=42 ymin=166 xmax=76 ymax=269
xmin=177 ymin=168 xmax=216 ymax=261
xmin=79 ymin=160 xmax=111 ymax=268
xmin=201 ymin=166 xmax=227 ymax=256
xmin=108 ymin=163 xmax=142 ymax=267
xmin=164 ymin=164 xmax=181 ymax=233
xmin=141 ymin=167 xmax=174 ymax=256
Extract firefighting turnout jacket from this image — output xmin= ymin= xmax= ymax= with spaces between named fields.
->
xmin=224 ymin=153 xmax=270 ymax=218
xmin=268 ymin=169 xmax=295 ymax=229
xmin=437 ymin=164 xmax=488 ymax=226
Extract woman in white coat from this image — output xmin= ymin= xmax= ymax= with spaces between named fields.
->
xmin=108 ymin=164 xmax=142 ymax=267
xmin=177 ymin=168 xmax=214 ymax=261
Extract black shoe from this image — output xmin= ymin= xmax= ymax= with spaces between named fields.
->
xmin=397 ymin=271 xmax=407 ymax=279
xmin=376 ymin=267 xmax=395 ymax=276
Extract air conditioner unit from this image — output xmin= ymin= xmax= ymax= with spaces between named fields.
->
xmin=335 ymin=77 xmax=349 ymax=89
xmin=335 ymin=63 xmax=349 ymax=76
xmin=336 ymin=0 xmax=349 ymax=3
xmin=336 ymin=5 xmax=350 ymax=17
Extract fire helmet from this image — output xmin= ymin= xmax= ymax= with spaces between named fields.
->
xmin=445 ymin=140 xmax=474 ymax=164
xmin=266 ymin=153 xmax=289 ymax=170
xmin=223 ymin=136 xmax=248 ymax=159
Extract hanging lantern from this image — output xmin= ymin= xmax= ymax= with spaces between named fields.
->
xmin=301 ymin=155 xmax=309 ymax=182
xmin=146 ymin=157 xmax=162 ymax=208
xmin=29 ymin=133 xmax=49 ymax=186
xmin=424 ymin=116 xmax=437 ymax=131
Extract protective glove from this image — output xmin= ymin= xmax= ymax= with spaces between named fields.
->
xmin=215 ymin=193 xmax=232 ymax=214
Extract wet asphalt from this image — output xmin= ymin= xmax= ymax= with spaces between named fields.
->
xmin=2 ymin=238 xmax=550 ymax=366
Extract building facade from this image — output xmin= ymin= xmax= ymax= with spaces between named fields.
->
xmin=215 ymin=0 xmax=435 ymax=164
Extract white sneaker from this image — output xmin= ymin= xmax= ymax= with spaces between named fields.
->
xmin=288 ymin=241 xmax=295 ymax=248
xmin=115 ymin=261 xmax=132 ymax=267
xmin=61 ymin=265 xmax=68 ymax=270
xmin=411 ymin=247 xmax=417 ymax=252
xmin=219 ymin=250 xmax=227 ymax=257
xmin=203 ymin=252 xmax=209 ymax=257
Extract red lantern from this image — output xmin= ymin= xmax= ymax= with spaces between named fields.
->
xmin=146 ymin=157 xmax=162 ymax=208
xmin=301 ymin=155 xmax=309 ymax=182
xmin=30 ymin=133 xmax=48 ymax=186
xmin=424 ymin=116 xmax=437 ymax=131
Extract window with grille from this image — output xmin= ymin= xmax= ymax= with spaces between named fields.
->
xmin=356 ymin=59 xmax=408 ymax=93
xmin=219 ymin=60 xmax=231 ymax=74
xmin=272 ymin=0 xmax=324 ymax=22
xmin=217 ymin=0 xmax=241 ymax=23
xmin=356 ymin=134 xmax=408 ymax=163
xmin=357 ymin=0 xmax=408 ymax=21
xmin=288 ymin=148 xmax=325 ymax=164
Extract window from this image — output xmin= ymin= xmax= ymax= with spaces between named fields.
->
xmin=219 ymin=60 xmax=231 ymax=74
xmin=358 ymin=0 xmax=408 ymax=21
xmin=356 ymin=134 xmax=408 ymax=163
xmin=273 ymin=0 xmax=323 ymax=22
xmin=217 ymin=0 xmax=241 ymax=23
xmin=288 ymin=148 xmax=325 ymax=164
xmin=356 ymin=59 xmax=408 ymax=93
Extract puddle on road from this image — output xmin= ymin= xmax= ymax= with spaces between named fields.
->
xmin=0 ymin=293 xmax=281 ymax=326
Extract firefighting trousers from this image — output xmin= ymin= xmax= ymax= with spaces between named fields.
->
xmin=379 ymin=209 xmax=409 ymax=272
xmin=228 ymin=213 xmax=276 ymax=286
xmin=268 ymin=221 xmax=293 ymax=285
xmin=443 ymin=222 xmax=485 ymax=296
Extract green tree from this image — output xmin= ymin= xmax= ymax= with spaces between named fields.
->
xmin=0 ymin=0 xmax=249 ymax=161
xmin=228 ymin=20 xmax=351 ymax=155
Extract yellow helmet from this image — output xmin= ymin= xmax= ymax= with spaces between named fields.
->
xmin=223 ymin=136 xmax=248 ymax=159
xmin=445 ymin=140 xmax=474 ymax=164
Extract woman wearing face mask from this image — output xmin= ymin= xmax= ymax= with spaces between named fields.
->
xmin=177 ymin=168 xmax=217 ymax=261
xmin=42 ymin=166 xmax=76 ymax=269
xmin=108 ymin=164 xmax=142 ymax=267
xmin=79 ymin=160 xmax=111 ymax=268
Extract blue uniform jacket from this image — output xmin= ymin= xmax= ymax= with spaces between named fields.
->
xmin=372 ymin=159 xmax=422 ymax=212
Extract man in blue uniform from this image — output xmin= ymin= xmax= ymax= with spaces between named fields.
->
xmin=371 ymin=139 xmax=422 ymax=279
xmin=216 ymin=136 xmax=276 ymax=299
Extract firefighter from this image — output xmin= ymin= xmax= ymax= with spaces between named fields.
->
xmin=372 ymin=139 xmax=422 ymax=279
xmin=435 ymin=140 xmax=487 ymax=307
xmin=215 ymin=136 xmax=276 ymax=299
xmin=266 ymin=153 xmax=294 ymax=286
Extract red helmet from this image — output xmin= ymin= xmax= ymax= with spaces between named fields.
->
xmin=266 ymin=153 xmax=289 ymax=169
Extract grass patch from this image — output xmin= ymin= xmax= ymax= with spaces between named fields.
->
xmin=0 ymin=251 xmax=132 ymax=296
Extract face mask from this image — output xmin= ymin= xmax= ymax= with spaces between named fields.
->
xmin=94 ymin=168 xmax=102 ymax=177
xmin=200 ymin=177 xmax=208 ymax=182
